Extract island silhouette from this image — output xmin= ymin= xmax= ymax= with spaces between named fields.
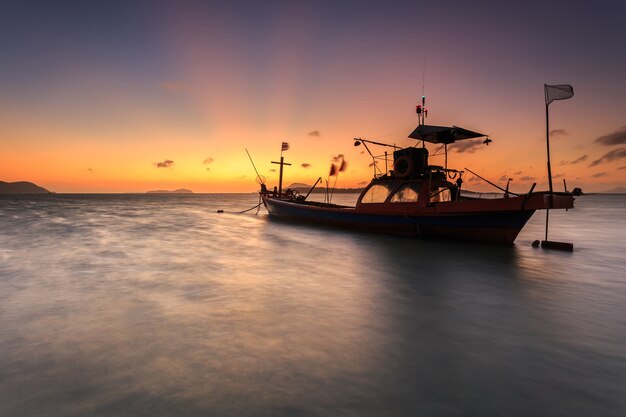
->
xmin=0 ymin=181 xmax=51 ymax=194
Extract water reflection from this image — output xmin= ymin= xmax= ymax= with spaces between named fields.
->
xmin=0 ymin=194 xmax=625 ymax=416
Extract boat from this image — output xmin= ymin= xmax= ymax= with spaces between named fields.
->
xmin=259 ymin=100 xmax=574 ymax=244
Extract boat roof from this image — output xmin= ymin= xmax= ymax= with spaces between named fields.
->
xmin=408 ymin=124 xmax=486 ymax=144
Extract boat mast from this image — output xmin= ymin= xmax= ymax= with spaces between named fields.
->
xmin=416 ymin=95 xmax=427 ymax=148
xmin=272 ymin=143 xmax=291 ymax=195
xmin=419 ymin=59 xmax=427 ymax=147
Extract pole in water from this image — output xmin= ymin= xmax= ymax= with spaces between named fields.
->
xmin=535 ymin=84 xmax=574 ymax=251
xmin=538 ymin=108 xmax=572 ymax=250
xmin=545 ymin=207 xmax=549 ymax=241
xmin=545 ymin=96 xmax=552 ymax=242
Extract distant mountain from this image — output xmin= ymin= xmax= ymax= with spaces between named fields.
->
xmin=601 ymin=186 xmax=626 ymax=194
xmin=146 ymin=189 xmax=193 ymax=194
xmin=287 ymin=183 xmax=313 ymax=189
xmin=0 ymin=181 xmax=51 ymax=194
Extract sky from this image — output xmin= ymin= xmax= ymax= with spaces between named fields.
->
xmin=1 ymin=0 xmax=625 ymax=193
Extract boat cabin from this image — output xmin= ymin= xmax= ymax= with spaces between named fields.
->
xmin=354 ymin=124 xmax=488 ymax=209
xmin=356 ymin=163 xmax=459 ymax=208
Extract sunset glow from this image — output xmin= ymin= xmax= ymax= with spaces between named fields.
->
xmin=2 ymin=1 xmax=625 ymax=193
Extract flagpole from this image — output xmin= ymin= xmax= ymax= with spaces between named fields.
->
xmin=545 ymin=93 xmax=552 ymax=241
xmin=540 ymin=83 xmax=574 ymax=250
xmin=546 ymin=102 xmax=554 ymax=196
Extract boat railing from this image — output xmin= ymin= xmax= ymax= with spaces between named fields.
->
xmin=460 ymin=190 xmax=508 ymax=200
xmin=372 ymin=153 xmax=391 ymax=178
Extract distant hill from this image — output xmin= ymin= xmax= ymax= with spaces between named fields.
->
xmin=286 ymin=183 xmax=364 ymax=194
xmin=601 ymin=186 xmax=626 ymax=194
xmin=146 ymin=189 xmax=193 ymax=194
xmin=287 ymin=183 xmax=312 ymax=189
xmin=0 ymin=181 xmax=51 ymax=194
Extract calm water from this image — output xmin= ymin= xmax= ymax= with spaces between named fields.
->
xmin=1 ymin=193 xmax=625 ymax=416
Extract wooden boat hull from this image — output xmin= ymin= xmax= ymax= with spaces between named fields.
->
xmin=262 ymin=193 xmax=572 ymax=244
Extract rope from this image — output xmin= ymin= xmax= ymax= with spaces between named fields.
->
xmin=464 ymin=167 xmax=521 ymax=197
xmin=217 ymin=194 xmax=263 ymax=214
xmin=235 ymin=201 xmax=262 ymax=214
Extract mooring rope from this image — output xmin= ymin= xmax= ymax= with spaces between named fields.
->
xmin=235 ymin=201 xmax=262 ymax=214
xmin=217 ymin=194 xmax=263 ymax=214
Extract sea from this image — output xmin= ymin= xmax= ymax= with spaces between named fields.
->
xmin=0 ymin=193 xmax=625 ymax=417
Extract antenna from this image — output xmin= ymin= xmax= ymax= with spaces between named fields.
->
xmin=416 ymin=56 xmax=427 ymax=126
xmin=421 ymin=55 xmax=426 ymax=98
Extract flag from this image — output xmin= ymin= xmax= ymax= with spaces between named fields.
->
xmin=545 ymin=84 xmax=574 ymax=105
xmin=338 ymin=159 xmax=347 ymax=172
xmin=281 ymin=142 xmax=289 ymax=151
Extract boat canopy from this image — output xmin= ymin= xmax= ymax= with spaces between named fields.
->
xmin=408 ymin=124 xmax=486 ymax=144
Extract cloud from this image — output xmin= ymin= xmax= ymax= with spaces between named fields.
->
xmin=87 ymin=168 xmax=94 ymax=172
xmin=451 ymin=139 xmax=484 ymax=153
xmin=559 ymin=154 xmax=588 ymax=165
xmin=498 ymin=175 xmax=508 ymax=181
xmin=589 ymin=148 xmax=626 ymax=167
xmin=154 ymin=159 xmax=174 ymax=168
xmin=203 ymin=157 xmax=214 ymax=165
xmin=206 ymin=168 xmax=210 ymax=171
xmin=595 ymin=126 xmax=626 ymax=146
xmin=570 ymin=154 xmax=588 ymax=164
xmin=308 ymin=130 xmax=320 ymax=137
xmin=357 ymin=181 xmax=368 ymax=186
xmin=161 ymin=81 xmax=186 ymax=93
xmin=513 ymin=171 xmax=522 ymax=175
xmin=550 ymin=129 xmax=567 ymax=137
xmin=553 ymin=174 xmax=564 ymax=179
xmin=519 ymin=176 xmax=536 ymax=181
xmin=301 ymin=163 xmax=311 ymax=168
xmin=238 ymin=175 xmax=247 ymax=179
xmin=331 ymin=154 xmax=344 ymax=163
xmin=591 ymin=172 xmax=609 ymax=178
xmin=619 ymin=166 xmax=626 ymax=170
xmin=467 ymin=176 xmax=480 ymax=183
xmin=269 ymin=169 xmax=276 ymax=172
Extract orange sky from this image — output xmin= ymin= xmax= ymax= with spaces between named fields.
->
xmin=1 ymin=1 xmax=625 ymax=193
